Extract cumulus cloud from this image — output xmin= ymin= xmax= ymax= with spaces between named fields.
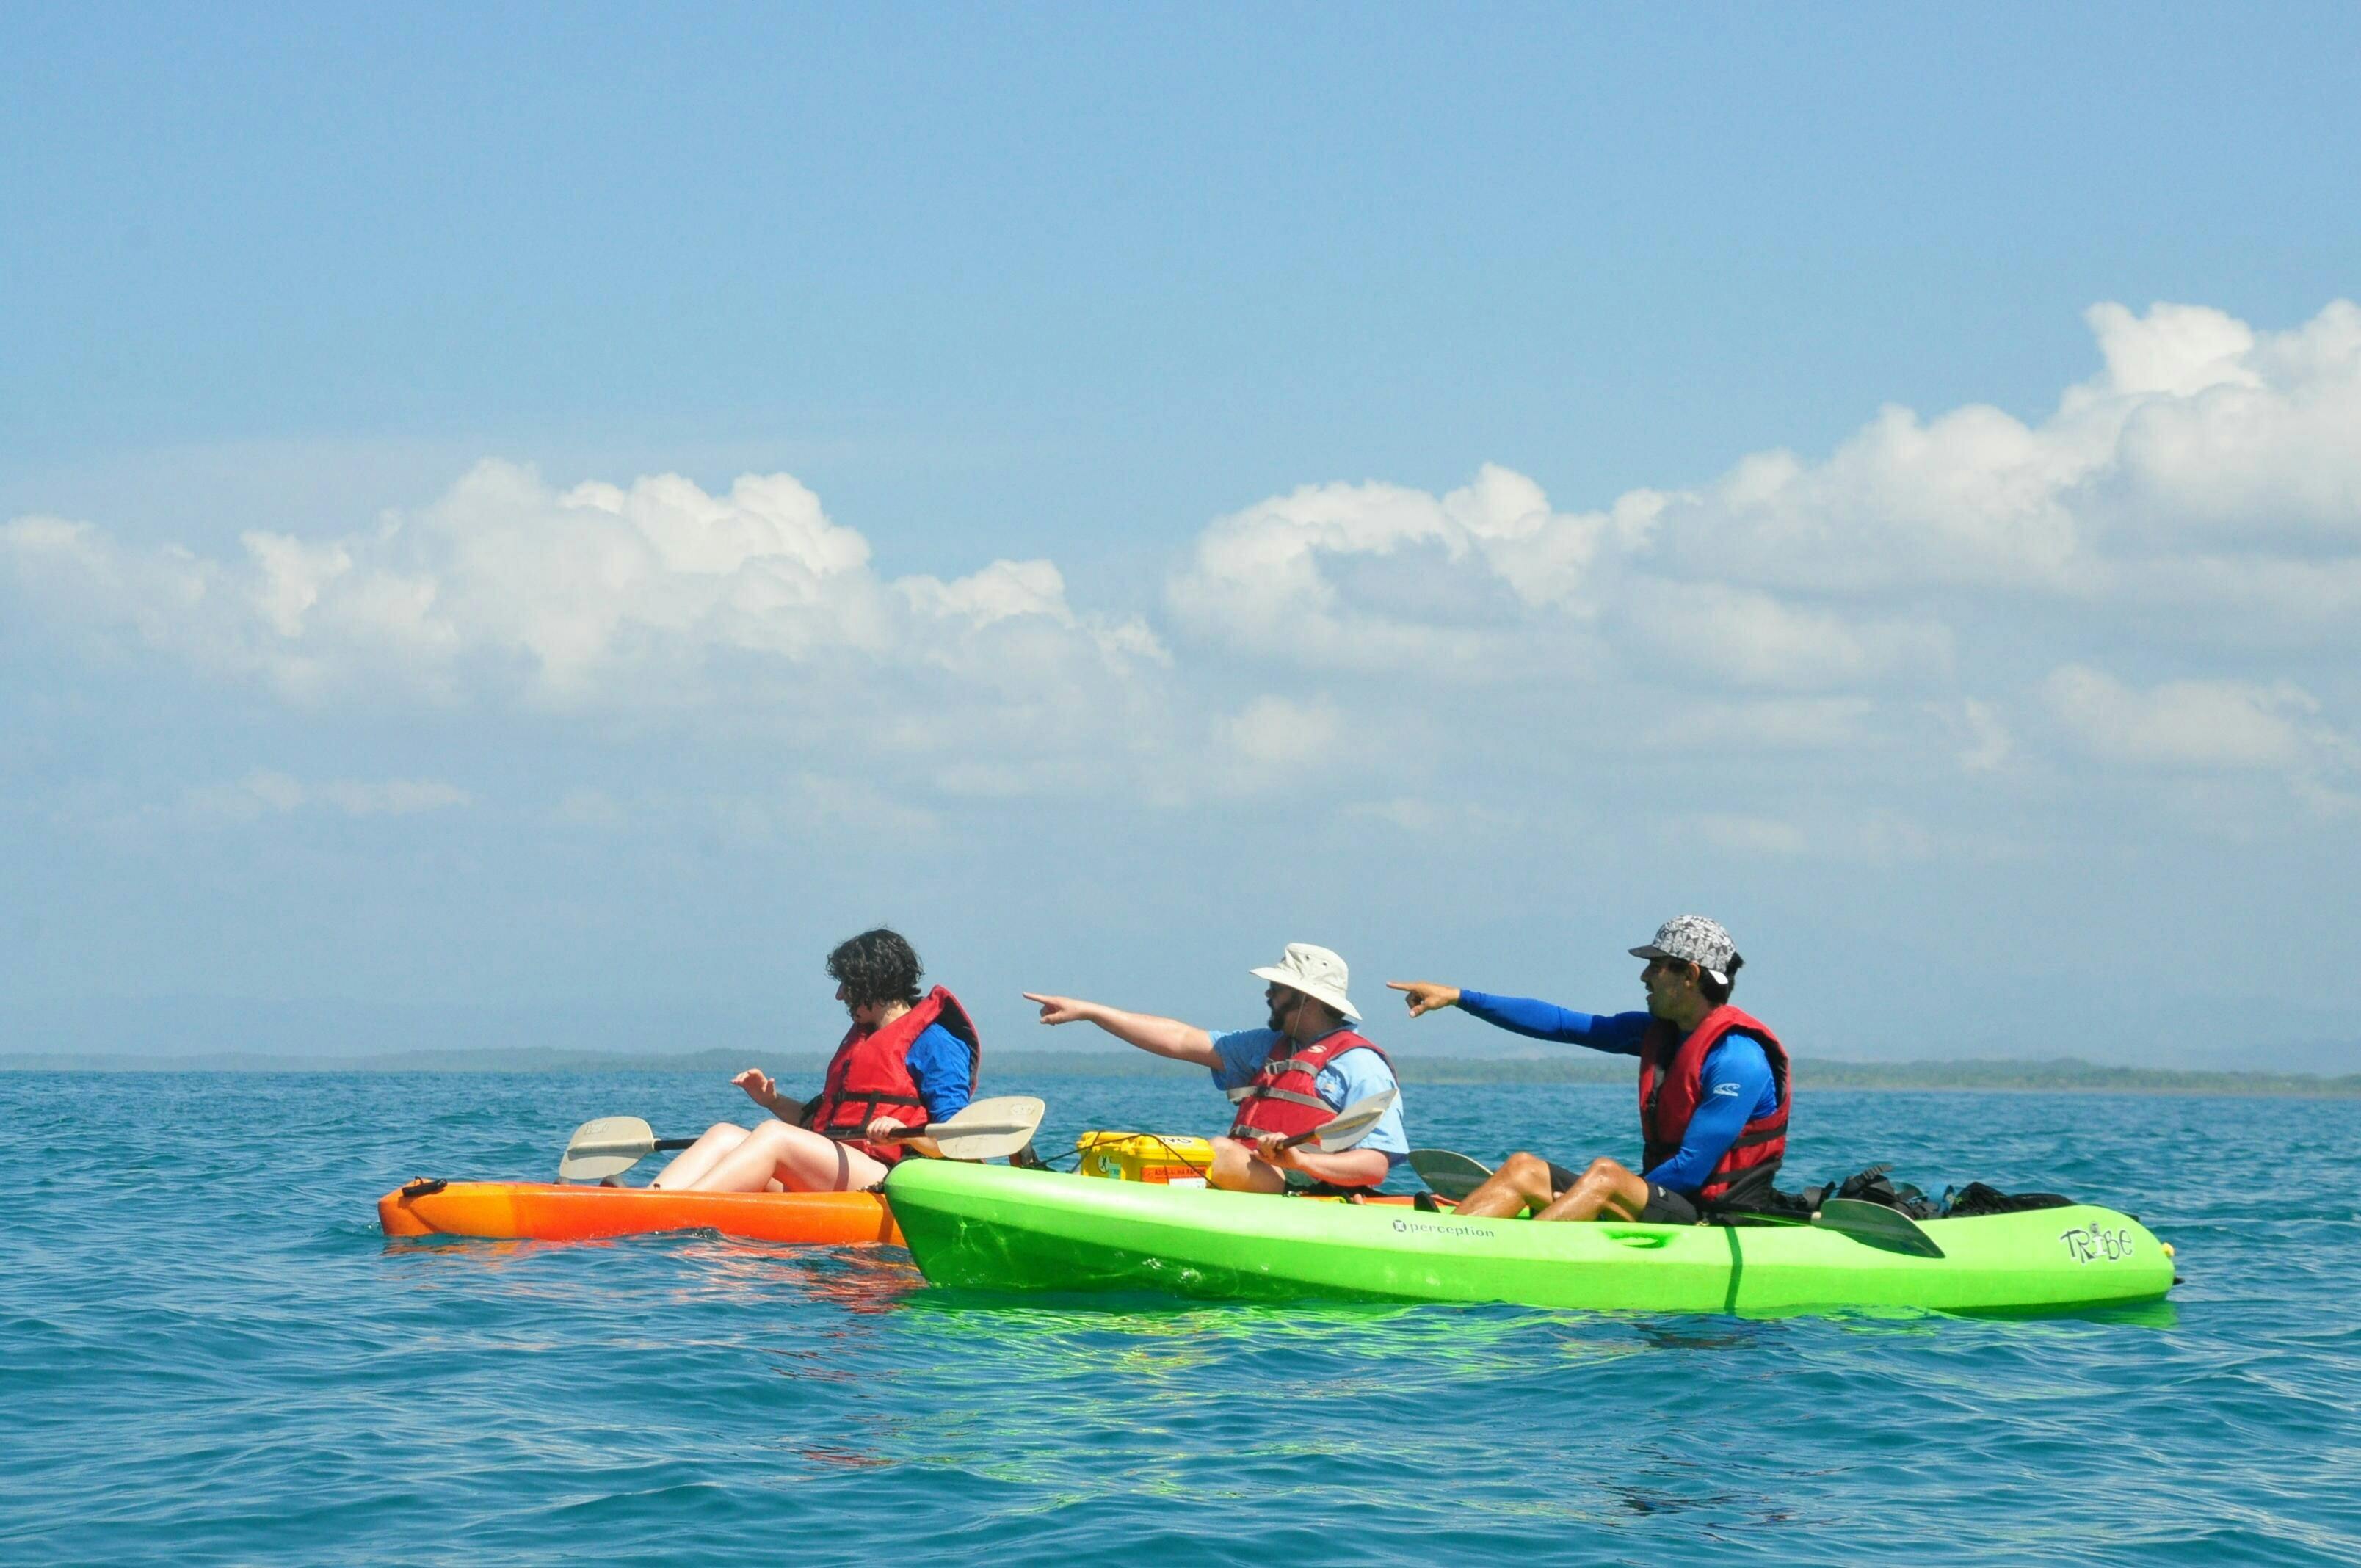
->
xmin=0 ymin=461 xmax=1163 ymax=710
xmin=1158 ymin=299 xmax=2361 ymax=700
xmin=2041 ymin=664 xmax=2343 ymax=773
xmin=1164 ymin=464 xmax=1640 ymax=672
xmin=6 ymin=298 xmax=2355 ymax=842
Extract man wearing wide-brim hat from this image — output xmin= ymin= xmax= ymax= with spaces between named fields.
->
xmin=1390 ymin=916 xmax=1791 ymax=1223
xmin=1026 ymin=943 xmax=1408 ymax=1193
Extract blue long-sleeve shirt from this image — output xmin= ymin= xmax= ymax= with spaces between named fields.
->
xmin=1456 ymin=990 xmax=1779 ymax=1197
xmin=903 ymin=1023 xmax=974 ymax=1122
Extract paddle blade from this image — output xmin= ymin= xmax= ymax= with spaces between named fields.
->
xmin=1407 ymin=1148 xmax=1493 ymax=1202
xmin=1818 ymin=1197 xmax=1945 ymax=1258
xmin=1302 ymin=1089 xmax=1396 ymax=1153
xmin=913 ymin=1095 xmax=1047 ymax=1161
xmin=558 ymin=1115 xmax=659 ymax=1180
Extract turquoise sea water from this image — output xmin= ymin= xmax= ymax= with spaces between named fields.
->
xmin=4 ymin=1070 xmax=2357 ymax=1565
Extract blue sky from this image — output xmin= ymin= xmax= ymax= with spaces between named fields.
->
xmin=5 ymin=5 xmax=2358 ymax=1069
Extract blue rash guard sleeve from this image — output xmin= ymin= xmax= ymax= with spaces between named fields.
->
xmin=903 ymin=1022 xmax=974 ymax=1124
xmin=1642 ymin=1037 xmax=1777 ymax=1195
xmin=1454 ymin=992 xmax=1652 ymax=1058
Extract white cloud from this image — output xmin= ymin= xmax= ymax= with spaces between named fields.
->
xmin=181 ymin=770 xmax=471 ymax=821
xmin=1 ymin=461 xmax=1164 ymax=711
xmin=1164 ymin=464 xmax=1624 ymax=672
xmin=2042 ymin=664 xmax=2343 ymax=773
xmin=1694 ymin=813 xmax=1810 ymax=857
xmin=6 ymin=299 xmax=2356 ymax=843
xmin=1205 ymin=695 xmax=1346 ymax=794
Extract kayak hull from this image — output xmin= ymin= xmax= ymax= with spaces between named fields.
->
xmin=377 ymin=1181 xmax=902 ymax=1246
xmin=883 ymin=1162 xmax=2173 ymax=1316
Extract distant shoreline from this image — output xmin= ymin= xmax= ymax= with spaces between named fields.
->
xmin=3 ymin=1046 xmax=2355 ymax=1097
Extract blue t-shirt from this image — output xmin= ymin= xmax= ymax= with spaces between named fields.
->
xmin=903 ymin=1022 xmax=974 ymax=1123
xmin=1455 ymin=991 xmax=1778 ymax=1196
xmin=1207 ymin=1026 xmax=1409 ymax=1168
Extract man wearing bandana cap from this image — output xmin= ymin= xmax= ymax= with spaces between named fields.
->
xmin=1390 ymin=916 xmax=1790 ymax=1223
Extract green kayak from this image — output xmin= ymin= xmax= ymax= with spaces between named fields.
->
xmin=883 ymin=1161 xmax=2175 ymax=1316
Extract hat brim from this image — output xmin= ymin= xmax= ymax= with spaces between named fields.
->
xmin=1631 ymin=945 xmax=1728 ymax=985
xmin=1249 ymin=965 xmax=1360 ymax=1021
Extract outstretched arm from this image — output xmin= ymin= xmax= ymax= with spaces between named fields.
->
xmin=1023 ymin=993 xmax=1222 ymax=1069
xmin=1392 ymin=981 xmax=1647 ymax=1056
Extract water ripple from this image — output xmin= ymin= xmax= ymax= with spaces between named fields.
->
xmin=1 ymin=1072 xmax=2356 ymax=1565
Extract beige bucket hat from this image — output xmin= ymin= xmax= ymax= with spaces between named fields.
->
xmin=1249 ymin=942 xmax=1360 ymax=1020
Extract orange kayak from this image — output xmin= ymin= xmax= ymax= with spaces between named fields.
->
xmin=376 ymin=1178 xmax=903 ymax=1246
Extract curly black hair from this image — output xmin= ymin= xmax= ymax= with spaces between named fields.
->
xmin=826 ymin=928 xmax=924 ymax=1011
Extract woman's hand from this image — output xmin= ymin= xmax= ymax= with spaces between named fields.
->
xmin=864 ymin=1115 xmax=906 ymax=1145
xmin=1386 ymin=980 xmax=1462 ymax=1018
xmin=732 ymin=1068 xmax=777 ymax=1106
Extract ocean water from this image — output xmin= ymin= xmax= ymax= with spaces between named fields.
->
xmin=3 ymin=1069 xmax=2357 ymax=1566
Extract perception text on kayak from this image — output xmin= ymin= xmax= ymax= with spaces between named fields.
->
xmin=1391 ymin=1219 xmax=1493 ymax=1240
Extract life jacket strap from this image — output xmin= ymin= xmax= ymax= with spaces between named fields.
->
xmin=1229 ymin=1085 xmax=1328 ymax=1111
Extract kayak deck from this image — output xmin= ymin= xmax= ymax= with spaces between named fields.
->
xmin=376 ymin=1180 xmax=902 ymax=1246
xmin=884 ymin=1162 xmax=2173 ymax=1316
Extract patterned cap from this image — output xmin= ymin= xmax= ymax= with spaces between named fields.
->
xmin=1630 ymin=915 xmax=1739 ymax=986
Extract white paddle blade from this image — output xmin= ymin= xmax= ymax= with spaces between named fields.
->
xmin=908 ymin=1095 xmax=1047 ymax=1161
xmin=1309 ymin=1089 xmax=1397 ymax=1153
xmin=558 ymin=1115 xmax=658 ymax=1180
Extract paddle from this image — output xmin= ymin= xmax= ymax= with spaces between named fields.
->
xmin=1407 ymin=1147 xmax=1493 ymax=1202
xmin=1402 ymin=1147 xmax=1944 ymax=1257
xmin=1271 ymin=1089 xmax=1397 ymax=1154
xmin=556 ymin=1095 xmax=1048 ymax=1180
xmin=1724 ymin=1197 xmax=1945 ymax=1259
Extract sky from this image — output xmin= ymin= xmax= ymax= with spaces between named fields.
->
xmin=4 ymin=4 xmax=2358 ymax=1070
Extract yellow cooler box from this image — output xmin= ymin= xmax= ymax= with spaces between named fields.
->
xmin=1076 ymin=1131 xmax=1214 ymax=1186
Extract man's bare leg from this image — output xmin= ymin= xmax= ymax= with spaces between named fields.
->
xmin=1206 ymin=1136 xmax=1291 ymax=1194
xmin=1446 ymin=1152 xmax=1560 ymax=1219
xmin=1533 ymin=1157 xmax=1651 ymax=1222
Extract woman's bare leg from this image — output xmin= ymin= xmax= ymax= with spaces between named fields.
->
xmin=648 ymin=1122 xmax=753 ymax=1189
xmin=686 ymin=1120 xmax=891 ymax=1193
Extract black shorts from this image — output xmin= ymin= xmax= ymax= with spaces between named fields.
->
xmin=1545 ymin=1163 xmax=1699 ymax=1225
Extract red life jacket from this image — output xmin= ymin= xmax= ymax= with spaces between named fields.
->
xmin=1227 ymin=1027 xmax=1390 ymax=1147
xmin=799 ymin=986 xmax=979 ymax=1166
xmin=1636 ymin=1004 xmax=1790 ymax=1208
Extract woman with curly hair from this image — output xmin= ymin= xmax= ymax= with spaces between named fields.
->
xmin=650 ymin=929 xmax=979 ymax=1193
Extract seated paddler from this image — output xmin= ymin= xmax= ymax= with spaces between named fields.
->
xmin=1024 ymin=942 xmax=1407 ymax=1194
xmin=650 ymin=927 xmax=978 ymax=1193
xmin=1389 ymin=915 xmax=1787 ymax=1224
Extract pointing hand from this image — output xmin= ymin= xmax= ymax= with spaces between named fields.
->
xmin=1023 ymin=992 xmax=1092 ymax=1026
xmin=1387 ymin=981 xmax=1462 ymax=1018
